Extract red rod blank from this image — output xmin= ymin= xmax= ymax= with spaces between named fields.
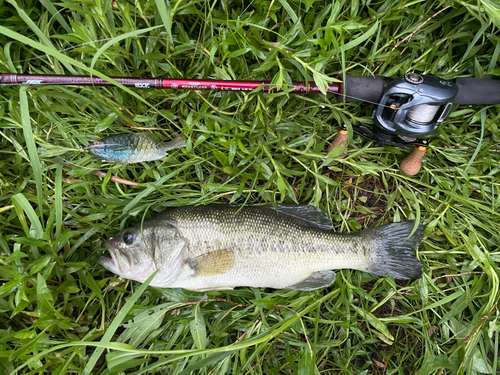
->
xmin=0 ymin=73 xmax=343 ymax=95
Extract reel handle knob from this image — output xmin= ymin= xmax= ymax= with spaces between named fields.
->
xmin=400 ymin=146 xmax=427 ymax=176
xmin=328 ymin=128 xmax=348 ymax=158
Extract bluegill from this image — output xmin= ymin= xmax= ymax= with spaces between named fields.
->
xmin=98 ymin=205 xmax=424 ymax=291
xmin=87 ymin=132 xmax=185 ymax=163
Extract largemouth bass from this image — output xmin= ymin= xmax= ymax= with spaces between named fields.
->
xmin=87 ymin=132 xmax=185 ymax=163
xmin=98 ymin=205 xmax=424 ymax=291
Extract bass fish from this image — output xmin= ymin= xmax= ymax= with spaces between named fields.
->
xmin=87 ymin=132 xmax=185 ymax=163
xmin=99 ymin=205 xmax=424 ymax=291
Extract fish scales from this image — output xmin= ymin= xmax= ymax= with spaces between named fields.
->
xmin=172 ymin=205 xmax=366 ymax=258
xmin=99 ymin=205 xmax=424 ymax=291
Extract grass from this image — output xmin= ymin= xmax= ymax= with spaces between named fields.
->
xmin=0 ymin=0 xmax=499 ymax=373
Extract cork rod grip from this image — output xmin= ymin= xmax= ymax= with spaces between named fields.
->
xmin=400 ymin=146 xmax=427 ymax=175
xmin=327 ymin=129 xmax=349 ymax=158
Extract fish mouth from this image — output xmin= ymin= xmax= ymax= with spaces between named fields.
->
xmin=98 ymin=238 xmax=133 ymax=275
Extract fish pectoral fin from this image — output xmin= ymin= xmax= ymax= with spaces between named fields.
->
xmin=186 ymin=249 xmax=235 ymax=277
xmin=284 ymin=270 xmax=336 ymax=291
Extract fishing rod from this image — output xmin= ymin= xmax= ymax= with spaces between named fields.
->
xmin=2 ymin=72 xmax=500 ymax=175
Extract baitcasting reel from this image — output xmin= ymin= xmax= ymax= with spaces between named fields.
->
xmin=330 ymin=72 xmax=459 ymax=175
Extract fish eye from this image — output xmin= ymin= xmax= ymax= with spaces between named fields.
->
xmin=123 ymin=232 xmax=135 ymax=245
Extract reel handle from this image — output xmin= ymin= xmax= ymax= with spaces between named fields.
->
xmin=328 ymin=128 xmax=348 ymax=158
xmin=400 ymin=146 xmax=428 ymax=175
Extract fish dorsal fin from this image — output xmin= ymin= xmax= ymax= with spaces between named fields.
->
xmin=284 ymin=270 xmax=336 ymax=291
xmin=263 ymin=204 xmax=333 ymax=230
xmin=186 ymin=250 xmax=235 ymax=277
xmin=139 ymin=132 xmax=160 ymax=142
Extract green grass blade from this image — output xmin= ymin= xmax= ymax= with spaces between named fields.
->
xmin=464 ymin=109 xmax=485 ymax=172
xmin=277 ymin=0 xmax=298 ymax=23
xmin=423 ymin=290 xmax=462 ymax=311
xmin=338 ymin=21 xmax=379 ymax=53
xmin=19 ymin=87 xmax=44 ymax=222
xmin=11 ymin=193 xmax=44 ymax=239
xmin=190 ymin=303 xmax=207 ymax=350
xmin=459 ymin=24 xmax=488 ymax=64
xmin=54 ymin=165 xmax=63 ymax=238
xmin=178 ymin=351 xmax=236 ymax=375
xmin=154 ymin=0 xmax=173 ymax=43
xmin=38 ymin=0 xmax=72 ymax=33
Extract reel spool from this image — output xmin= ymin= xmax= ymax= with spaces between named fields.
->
xmin=373 ymin=73 xmax=458 ymax=139
xmin=331 ymin=73 xmax=459 ymax=175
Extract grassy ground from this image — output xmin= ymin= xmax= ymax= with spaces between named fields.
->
xmin=0 ymin=0 xmax=499 ymax=374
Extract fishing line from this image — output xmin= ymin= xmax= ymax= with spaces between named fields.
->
xmin=192 ymin=82 xmax=399 ymax=111
xmin=84 ymin=142 xmax=129 ymax=150
xmin=13 ymin=38 xmax=114 ymax=63
xmin=406 ymin=104 xmax=440 ymax=124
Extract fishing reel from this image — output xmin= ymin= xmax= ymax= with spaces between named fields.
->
xmin=331 ymin=73 xmax=459 ymax=175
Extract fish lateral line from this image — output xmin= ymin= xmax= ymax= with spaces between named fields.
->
xmin=84 ymin=142 xmax=131 ymax=150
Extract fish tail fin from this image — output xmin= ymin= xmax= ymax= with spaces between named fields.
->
xmin=363 ymin=220 xmax=424 ymax=279
xmin=163 ymin=135 xmax=186 ymax=152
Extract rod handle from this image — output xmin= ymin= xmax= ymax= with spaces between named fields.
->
xmin=327 ymin=129 xmax=348 ymax=158
xmin=400 ymin=146 xmax=427 ymax=175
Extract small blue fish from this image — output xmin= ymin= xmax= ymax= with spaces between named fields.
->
xmin=87 ymin=132 xmax=186 ymax=163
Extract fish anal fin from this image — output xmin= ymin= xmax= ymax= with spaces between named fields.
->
xmin=284 ymin=270 xmax=336 ymax=291
xmin=187 ymin=250 xmax=235 ymax=277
